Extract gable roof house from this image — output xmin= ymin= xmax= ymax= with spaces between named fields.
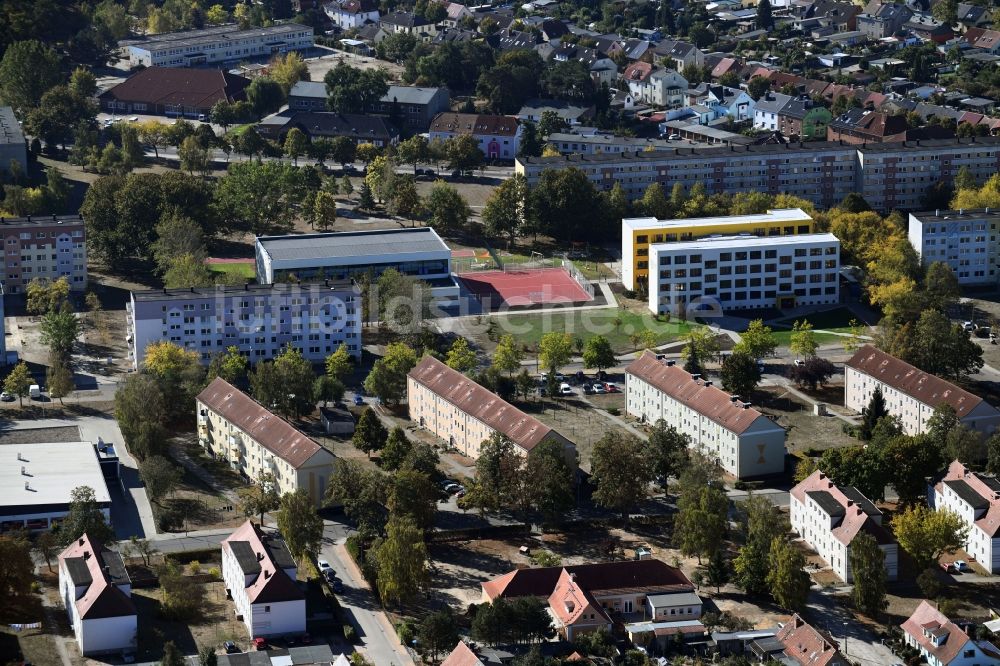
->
xmin=623 ymin=62 xmax=688 ymax=108
xmin=844 ymin=345 xmax=1000 ymax=436
xmin=931 ymin=460 xmax=1000 ymax=573
xmin=442 ymin=641 xmax=489 ymax=666
xmin=772 ymin=615 xmax=849 ymax=666
xmin=790 ymin=470 xmax=899 ymax=582
xmin=827 ymin=108 xmax=912 ymax=143
xmin=59 ymin=534 xmax=136 ymax=657
xmin=965 ymin=27 xmax=1000 ymax=54
xmin=654 ymin=40 xmax=705 ymax=72
xmin=857 ymin=1 xmax=913 ymax=39
xmin=753 ymin=91 xmax=794 ymax=132
xmin=257 ymin=111 xmax=397 ymax=147
xmin=517 ymin=98 xmax=596 ymax=126
xmin=380 ymin=11 xmax=437 ymax=39
xmin=221 ymin=520 xmax=306 ymax=638
xmin=324 ymin=0 xmax=380 ymax=29
xmin=551 ymin=45 xmax=619 ymax=86
xmin=428 ymin=112 xmax=522 ymax=160
xmin=99 ymin=67 xmax=249 ymax=118
xmin=902 ymin=600 xmax=1000 ymax=665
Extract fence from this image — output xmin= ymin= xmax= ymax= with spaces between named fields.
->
xmin=560 ymin=257 xmax=596 ymax=298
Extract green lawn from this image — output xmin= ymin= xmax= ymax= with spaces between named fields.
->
xmin=770 ymin=329 xmax=850 ymax=347
xmin=226 ymin=123 xmax=253 ymax=137
xmin=490 ymin=307 xmax=700 ymax=351
xmin=574 ymin=260 xmax=617 ymax=281
xmin=771 ymin=307 xmax=864 ymax=331
xmin=208 ymin=262 xmax=255 ymax=278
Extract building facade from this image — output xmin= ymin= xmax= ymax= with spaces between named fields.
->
xmin=197 ymin=378 xmax=336 ymax=506
xmin=790 ymin=470 xmax=899 ymax=583
xmin=901 ymin=601 xmax=1000 ymax=666
xmin=647 ymin=233 xmax=840 ymax=314
xmin=58 ymin=534 xmax=136 ymax=657
xmin=625 ymin=352 xmax=787 ymax=478
xmin=367 ymin=85 xmax=451 ymax=132
xmin=127 ymin=283 xmax=361 ymax=368
xmin=844 ymin=345 xmax=1000 ymax=436
xmin=408 ymin=355 xmax=577 ymax=464
xmin=515 ymin=137 xmax=1000 ymax=212
xmin=122 ymin=23 xmax=314 ymax=68
xmin=621 ymin=209 xmax=816 ymax=291
xmin=908 ymin=209 xmax=1000 ymax=286
xmin=930 ymin=460 xmax=1000 ymax=573
xmin=221 ymin=521 xmax=306 ymax=638
xmin=0 ymin=106 xmax=27 ymax=175
xmin=99 ymin=67 xmax=250 ymax=119
xmin=429 ymin=112 xmax=522 ymax=160
xmin=324 ymin=0 xmax=380 ymax=29
xmin=0 ymin=214 xmax=87 ymax=294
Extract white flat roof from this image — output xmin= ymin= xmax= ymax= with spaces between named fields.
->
xmin=650 ymin=232 xmax=839 ymax=252
xmin=0 ymin=442 xmax=110 ymax=510
xmin=623 ymin=208 xmax=812 ymax=232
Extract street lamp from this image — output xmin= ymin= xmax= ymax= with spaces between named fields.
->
xmin=843 ymin=622 xmax=849 ymax=658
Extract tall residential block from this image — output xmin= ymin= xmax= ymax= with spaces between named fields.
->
xmin=908 ymin=208 xmax=1000 ymax=286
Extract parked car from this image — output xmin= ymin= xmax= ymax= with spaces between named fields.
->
xmin=29 ymin=384 xmax=41 ymax=399
xmin=252 ymin=637 xmax=267 ymax=651
xmin=592 ymin=383 xmax=607 ymax=394
xmin=444 ymin=483 xmax=462 ymax=494
xmin=353 ymin=394 xmax=365 ymax=406
xmin=332 ymin=579 xmax=345 ymax=593
xmin=225 ymin=641 xmax=239 ymax=654
xmin=318 ymin=559 xmax=331 ymax=572
xmin=583 ymin=383 xmax=594 ymax=394
xmin=953 ymin=559 xmax=968 ymax=572
xmin=558 ymin=383 xmax=573 ymax=396
xmin=963 ymin=321 xmax=976 ymax=332
xmin=793 ymin=359 xmax=805 ymax=367
xmin=0 ymin=392 xmax=13 ymax=402
xmin=539 ymin=372 xmax=566 ymax=383
xmin=604 ymin=383 xmax=620 ymax=393
xmin=574 ymin=371 xmax=587 ymax=384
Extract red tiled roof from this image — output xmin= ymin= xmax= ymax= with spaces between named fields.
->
xmin=776 ymin=615 xmax=847 ymax=666
xmin=845 ymin=345 xmax=985 ymax=418
xmin=429 ymin=112 xmax=519 ymax=137
xmin=408 ymin=355 xmax=565 ymax=453
xmin=935 ymin=460 xmax=1000 ymax=537
xmin=482 ymin=559 xmax=693 ymax=601
xmin=901 ymin=601 xmax=973 ymax=665
xmin=625 ymin=351 xmax=779 ymax=435
xmin=624 ymin=61 xmax=654 ymax=82
xmin=100 ymin=67 xmax=249 ymax=109
xmin=59 ymin=535 xmax=136 ymax=620
xmin=548 ymin=569 xmax=612 ymax=628
xmin=222 ymin=520 xmax=304 ymax=604
xmin=711 ymin=57 xmax=739 ymax=79
xmin=197 ymin=377 xmax=326 ymax=469
xmin=441 ymin=641 xmax=486 ymax=666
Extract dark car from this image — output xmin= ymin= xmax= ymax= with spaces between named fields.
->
xmin=353 ymin=394 xmax=364 ymax=406
xmin=224 ymin=641 xmax=239 ymax=654
xmin=332 ymin=579 xmax=345 ymax=593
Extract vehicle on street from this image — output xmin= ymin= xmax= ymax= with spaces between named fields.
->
xmin=0 ymin=392 xmax=13 ymax=402
xmin=540 ymin=372 xmax=567 ymax=383
xmin=953 ymin=560 xmax=968 ymax=572
xmin=793 ymin=359 xmax=805 ymax=367
xmin=225 ymin=641 xmax=239 ymax=654
xmin=353 ymin=394 xmax=364 ymax=405
xmin=332 ymin=579 xmax=344 ymax=593
xmin=318 ymin=559 xmax=331 ymax=572
xmin=964 ymin=321 xmax=976 ymax=332
xmin=29 ymin=384 xmax=41 ymax=399
xmin=252 ymin=637 xmax=267 ymax=650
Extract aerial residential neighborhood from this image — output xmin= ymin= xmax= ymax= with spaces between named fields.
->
xmin=6 ymin=0 xmax=1000 ymax=664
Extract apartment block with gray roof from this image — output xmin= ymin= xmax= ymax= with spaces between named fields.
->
xmin=121 ymin=23 xmax=314 ymax=67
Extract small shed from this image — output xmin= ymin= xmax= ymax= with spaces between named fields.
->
xmin=320 ymin=406 xmax=355 ymax=436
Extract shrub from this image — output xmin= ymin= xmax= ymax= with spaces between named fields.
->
xmin=208 ymin=567 xmax=221 ymax=580
xmin=607 ymin=407 xmax=620 ymax=416
xmin=188 ymin=561 xmax=201 ymax=575
xmin=30 ymin=581 xmax=41 ymax=593
xmin=396 ymin=622 xmax=414 ymax=646
xmin=344 ymin=624 xmax=358 ymax=643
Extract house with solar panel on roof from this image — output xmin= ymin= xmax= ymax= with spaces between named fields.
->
xmin=790 ymin=470 xmax=898 ymax=583
xmin=58 ymin=534 xmax=137 ymax=656
xmin=931 ymin=460 xmax=1000 ymax=573
xmin=845 ymin=345 xmax=1000 ymax=436
xmin=222 ymin=520 xmax=306 ymax=638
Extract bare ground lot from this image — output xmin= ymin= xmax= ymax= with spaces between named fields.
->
xmin=0 ymin=425 xmax=82 ymax=444
xmin=752 ymin=384 xmax=857 ymax=454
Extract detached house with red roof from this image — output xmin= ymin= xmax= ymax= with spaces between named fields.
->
xmin=771 ymin=615 xmax=848 ymax=666
xmin=902 ymin=600 xmax=1000 ymax=665
xmin=845 ymin=345 xmax=1000 ymax=436
xmin=222 ymin=520 xmax=306 ymax=639
xmin=197 ymin=378 xmax=337 ymax=507
xmin=428 ymin=112 xmax=522 ymax=160
xmin=790 ymin=470 xmax=898 ymax=583
xmin=58 ymin=534 xmax=136 ymax=657
xmin=625 ymin=351 xmax=786 ymax=478
xmin=931 ymin=461 xmax=1000 ymax=573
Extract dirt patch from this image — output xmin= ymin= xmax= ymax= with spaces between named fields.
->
xmin=0 ymin=426 xmax=82 ymax=445
xmin=519 ymin=394 xmax=633 ymax=471
xmin=753 ymin=385 xmax=857 ymax=454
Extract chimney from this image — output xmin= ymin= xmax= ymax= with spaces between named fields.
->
xmin=730 ymin=395 xmax=739 ymax=402
xmin=20 ymin=466 xmax=25 ymax=475
xmin=83 ymin=550 xmax=91 ymax=560
xmin=16 ymin=451 xmax=22 ymax=461
xmin=691 ymin=373 xmax=701 ymax=381
xmin=666 ymin=360 xmax=675 ymax=366
xmin=742 ymin=401 xmax=751 ymax=409
xmin=703 ymin=380 xmax=713 ymax=387
xmin=257 ymin=552 xmax=264 ymax=561
xmin=847 ymin=500 xmax=854 ymax=507
xmin=104 ymin=565 xmax=111 ymax=577
xmin=264 ymin=569 xmax=271 ymax=579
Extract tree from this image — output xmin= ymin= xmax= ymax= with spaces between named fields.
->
xmin=756 ymin=0 xmax=774 ymax=29
xmin=199 ymin=646 xmax=219 ymax=666
xmin=396 ymin=135 xmax=430 ymax=174
xmin=163 ymin=254 xmax=213 ymax=288
xmin=933 ymin=0 xmax=957 ymax=24
xmin=734 ymin=495 xmax=786 ymax=595
xmin=357 ymin=181 xmax=376 ymax=211
xmin=954 ymin=165 xmax=976 ymax=192
xmin=40 ymin=304 xmax=80 ymax=364
xmin=354 ymin=407 xmax=388 ymax=459
xmin=850 ymin=532 xmax=887 ymax=617
xmin=530 ymin=167 xmax=610 ymax=243
xmin=364 ymin=343 xmax=417 ymax=405
xmin=789 ymin=320 xmax=818 ymax=358
xmin=646 ymin=420 xmax=690 ymax=487
xmin=207 ymin=346 xmax=249 ymax=385
xmin=675 ymin=485 xmax=728 ymax=563
xmin=366 ymin=157 xmax=393 ymax=202
xmin=892 ymin=505 xmax=969 ymax=570
xmin=313 ymin=190 xmax=338 ymax=231
xmin=907 ymin=309 xmax=983 ymax=380
xmin=492 ymin=334 xmax=524 ymax=376
xmin=482 ymin=174 xmax=528 ymax=248
xmin=325 ymin=344 xmax=354 ymax=382
xmin=525 ymin=438 xmax=576 ymax=523
xmin=0 ymin=535 xmax=33 ymax=598
xmin=152 ymin=214 xmax=207 ymax=274
xmin=178 ymin=135 xmax=210 ymax=175
xmin=640 ymin=183 xmax=671 ymax=218
xmin=58 ymin=486 xmax=115 ymax=546
xmin=139 ymin=455 xmax=182 ymax=506
xmin=924 ymin=261 xmax=960 ymax=312
xmin=27 ymin=276 xmax=70 ymax=315
xmin=703 ymin=548 xmax=732 ymax=594
xmin=214 ymin=161 xmax=306 ymax=235
xmin=766 ymin=537 xmax=809 ymax=611
xmin=472 ymin=597 xmax=551 ymax=646
xmin=590 ymin=432 xmax=654 ymax=517
xmin=860 ymin=387 xmax=888 ymax=441
xmin=143 ymin=341 xmax=205 ymax=419
xmin=269 ymin=52 xmax=308 ymax=95
xmin=476 ymin=50 xmax=543 ymax=114
xmin=719 ymin=350 xmax=761 ymax=399
xmin=161 ymin=641 xmax=185 ymax=666
xmin=277 ymin=489 xmax=325 ymax=561
xmin=25 ymin=85 xmax=98 ymax=151
xmin=388 ymin=469 xmax=438 ymax=529
xmin=424 ymin=181 xmax=470 ymax=233
xmin=324 ymin=62 xmax=390 ymax=114
xmin=35 ymin=530 xmax=59 ymax=572
xmin=0 ymin=40 xmax=62 ymax=115
xmin=115 ymin=374 xmax=167 ymax=461
xmin=4 ymin=361 xmax=32 ymax=407
xmin=248 ymin=345 xmax=315 ymax=418
xmin=237 ymin=471 xmax=280 ymax=526
xmin=988 ymin=432 xmax=1000 ymax=476
xmin=374 ymin=515 xmax=429 ymax=608
xmin=246 ymin=77 xmax=285 ymax=117
xmin=539 ymin=332 xmax=574 ymax=374
xmin=788 ymin=356 xmax=837 ymax=391
xmin=418 ymin=608 xmax=460 ymax=663
xmin=387 ymin=178 xmax=422 ymax=221
xmin=464 ymin=433 xmax=524 ymax=514
xmin=356 ymin=143 xmax=381 ymax=167
xmin=313 ymin=375 xmax=344 ymax=406
xmin=582 ymin=336 xmax=616 ymax=371
xmin=381 ymin=427 xmax=413 ymax=472
xmin=446 ymin=337 xmax=477 ymax=372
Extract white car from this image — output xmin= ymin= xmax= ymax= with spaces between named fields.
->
xmin=953 ymin=559 xmax=968 ymax=572
xmin=128 ymin=116 xmax=139 ymax=122
xmin=318 ymin=559 xmax=331 ymax=572
xmin=558 ymin=383 xmax=573 ymax=396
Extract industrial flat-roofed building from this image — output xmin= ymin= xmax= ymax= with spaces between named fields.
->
xmin=907 ymin=208 xmax=1000 ymax=286
xmin=127 ymin=282 xmax=361 ymax=368
xmin=121 ymin=23 xmax=314 ymax=68
xmin=197 ymin=377 xmax=336 ymax=506
xmin=0 ymin=214 xmax=87 ymax=293
xmin=0 ymin=442 xmax=112 ymax=533
xmin=844 ymin=345 xmax=1000 ymax=436
xmin=0 ymin=106 xmax=27 ymax=175
xmin=790 ymin=470 xmax=898 ymax=583
xmin=647 ymin=233 xmax=840 ymax=315
xmin=621 ymin=208 xmax=816 ymax=291
xmin=408 ymin=355 xmax=577 ymax=464
xmin=625 ymin=351 xmax=786 ymax=479
xmin=254 ymin=228 xmax=460 ymax=305
xmin=930 ymin=460 xmax=1000 ymax=573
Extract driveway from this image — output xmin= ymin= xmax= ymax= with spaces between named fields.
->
xmin=806 ymin=585 xmax=899 ymax=666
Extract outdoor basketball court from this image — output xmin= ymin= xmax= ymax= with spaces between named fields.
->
xmin=457 ymin=267 xmax=594 ymax=309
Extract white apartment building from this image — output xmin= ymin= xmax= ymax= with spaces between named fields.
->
xmin=221 ymin=520 xmax=306 ymax=639
xmin=844 ymin=345 xmax=1000 ymax=436
xmin=646 ymin=233 xmax=840 ymax=315
xmin=59 ymin=534 xmax=136 ymax=657
xmin=0 ymin=214 xmax=87 ymax=293
xmin=127 ymin=282 xmax=361 ymax=368
xmin=197 ymin=378 xmax=336 ymax=507
xmin=407 ymin=355 xmax=577 ymax=464
xmin=624 ymin=351 xmax=786 ymax=478
xmin=908 ymin=209 xmax=1000 ymax=286
xmin=902 ymin=601 xmax=1000 ymax=666
xmin=790 ymin=470 xmax=899 ymax=583
xmin=122 ymin=23 xmax=314 ymax=67
xmin=930 ymin=460 xmax=1000 ymax=573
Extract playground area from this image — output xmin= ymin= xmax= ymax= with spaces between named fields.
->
xmin=457 ymin=266 xmax=595 ymax=309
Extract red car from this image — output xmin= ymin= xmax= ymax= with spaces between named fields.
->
xmin=252 ymin=638 xmax=267 ymax=651
xmin=604 ymin=383 xmax=620 ymax=393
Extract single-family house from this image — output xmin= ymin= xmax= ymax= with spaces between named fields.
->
xmin=428 ymin=112 xmax=522 ymax=160
xmin=965 ymin=27 xmax=1000 ymax=54
xmin=623 ymin=63 xmax=688 ymax=107
xmin=773 ymin=615 xmax=849 ymax=666
xmin=957 ymin=3 xmax=992 ymax=30
xmin=324 ymin=0 xmax=380 ymax=29
xmin=753 ymin=91 xmax=793 ymax=132
xmin=857 ymin=1 xmax=912 ymax=39
xmin=776 ymin=95 xmax=833 ymax=140
xmin=902 ymin=601 xmax=1000 ymax=665
xmin=517 ymin=99 xmax=596 ymax=126
xmin=380 ymin=11 xmax=436 ymax=38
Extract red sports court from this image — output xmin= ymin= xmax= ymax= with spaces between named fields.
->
xmin=458 ymin=267 xmax=594 ymax=308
